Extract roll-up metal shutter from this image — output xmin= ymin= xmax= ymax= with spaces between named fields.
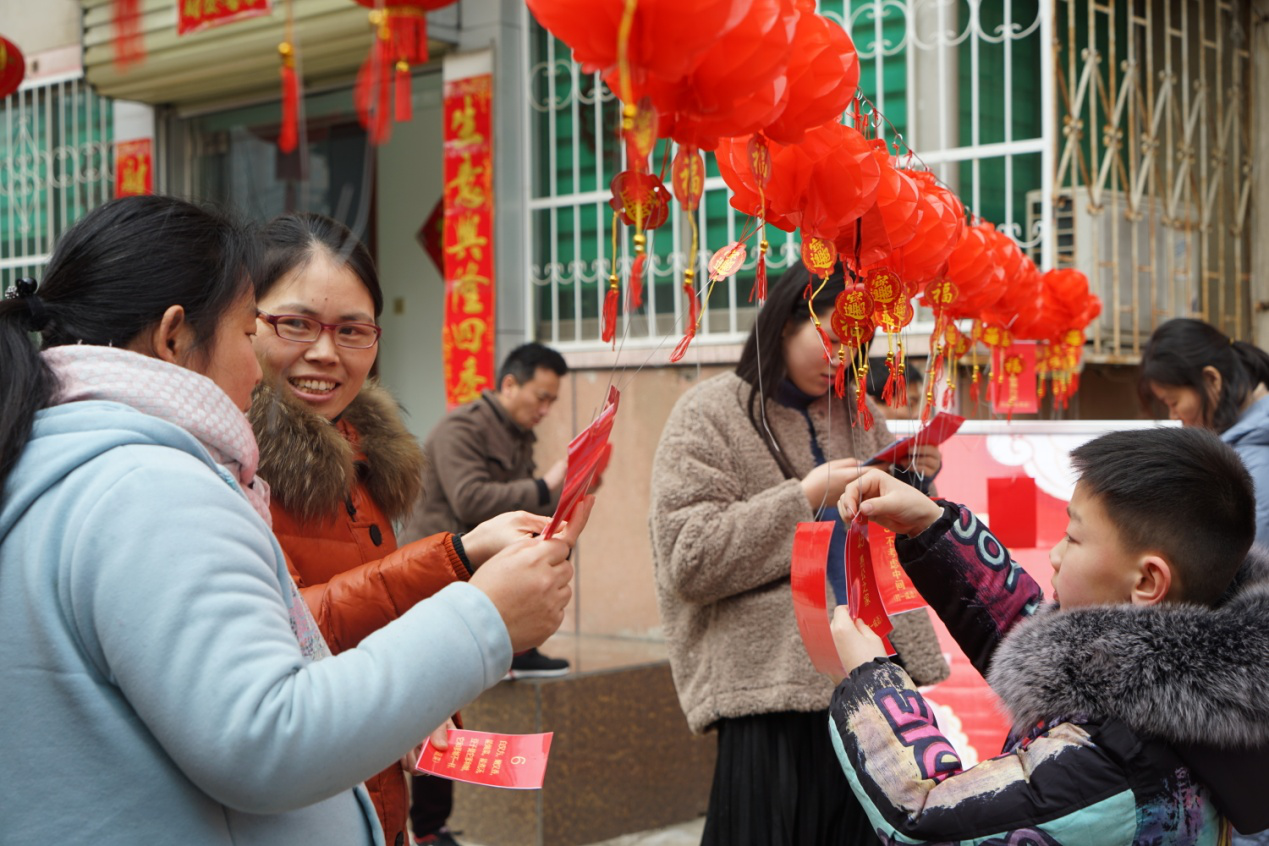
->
xmin=82 ymin=0 xmax=455 ymax=112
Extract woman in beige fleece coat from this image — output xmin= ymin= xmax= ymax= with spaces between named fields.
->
xmin=650 ymin=263 xmax=949 ymax=846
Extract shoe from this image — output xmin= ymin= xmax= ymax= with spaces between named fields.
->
xmin=414 ymin=828 xmax=464 ymax=846
xmin=504 ymin=648 xmax=570 ymax=680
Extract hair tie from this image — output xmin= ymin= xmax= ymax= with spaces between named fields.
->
xmin=4 ymin=277 xmax=50 ymax=332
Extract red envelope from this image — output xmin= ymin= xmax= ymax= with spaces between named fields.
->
xmin=542 ymin=386 xmax=619 ymax=540
xmin=864 ymin=412 xmax=965 ymax=467
xmin=844 ymin=515 xmax=895 ymax=639
xmin=869 ymin=526 xmax=927 ymax=615
xmin=790 ymin=523 xmax=845 ymax=676
xmin=414 ymin=729 xmax=553 ymax=790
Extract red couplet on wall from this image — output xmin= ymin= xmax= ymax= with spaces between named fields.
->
xmin=441 ymin=73 xmax=495 ymax=409
xmin=114 ymin=139 xmax=153 ymax=198
xmin=177 ymin=0 xmax=272 ymax=36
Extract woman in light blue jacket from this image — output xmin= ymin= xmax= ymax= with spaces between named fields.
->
xmin=0 ymin=196 xmax=581 ymax=846
xmin=1141 ymin=318 xmax=1269 ymax=551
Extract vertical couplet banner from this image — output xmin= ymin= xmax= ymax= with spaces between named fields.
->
xmin=441 ymin=59 xmax=495 ymax=409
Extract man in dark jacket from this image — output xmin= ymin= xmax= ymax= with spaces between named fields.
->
xmin=403 ymin=341 xmax=571 ymax=677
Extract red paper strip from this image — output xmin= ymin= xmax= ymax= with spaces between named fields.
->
xmin=790 ymin=522 xmax=845 ymax=676
xmin=844 ymin=515 xmax=895 ymax=639
xmin=415 ymin=729 xmax=553 ymax=789
xmin=987 ymin=476 xmax=1038 ymax=549
xmin=542 ymin=386 xmax=619 ymax=540
xmin=869 ymin=526 xmax=926 ymax=614
xmin=178 ymin=0 xmax=272 ymax=35
xmin=864 ymin=412 xmax=965 ymax=467
xmin=990 ymin=341 xmax=1039 ymax=415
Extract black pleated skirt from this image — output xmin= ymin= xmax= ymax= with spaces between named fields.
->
xmin=701 ymin=709 xmax=881 ymax=846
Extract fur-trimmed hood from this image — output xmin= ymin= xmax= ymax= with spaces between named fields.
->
xmin=248 ymin=380 xmax=424 ymax=525
xmin=988 ymin=548 xmax=1269 ymax=748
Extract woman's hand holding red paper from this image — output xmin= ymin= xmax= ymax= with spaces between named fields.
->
xmin=837 ymin=468 xmax=944 ymax=538
xmin=461 ymin=511 xmax=552 ymax=568
xmin=830 ymin=606 xmax=890 ymax=675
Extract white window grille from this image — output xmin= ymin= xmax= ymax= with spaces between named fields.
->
xmin=1 ymin=74 xmax=115 ymax=291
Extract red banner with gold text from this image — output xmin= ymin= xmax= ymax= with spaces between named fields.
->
xmin=178 ymin=0 xmax=272 ymax=36
xmin=441 ymin=73 xmax=495 ymax=408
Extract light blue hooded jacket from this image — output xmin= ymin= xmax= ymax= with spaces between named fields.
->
xmin=0 ymin=400 xmax=512 ymax=845
xmin=1222 ymin=394 xmax=1269 ymax=546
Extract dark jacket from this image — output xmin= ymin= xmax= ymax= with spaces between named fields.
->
xmin=829 ymin=501 xmax=1269 ymax=844
xmin=403 ymin=390 xmax=557 ymax=540
xmin=251 ymin=381 xmax=470 ymax=846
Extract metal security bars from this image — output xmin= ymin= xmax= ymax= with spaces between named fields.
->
xmin=1051 ymin=0 xmax=1253 ymax=357
xmin=1 ymin=74 xmax=114 ymax=292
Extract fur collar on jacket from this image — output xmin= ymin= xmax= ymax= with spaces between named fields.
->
xmin=987 ymin=548 xmax=1269 ymax=748
xmin=249 ymin=380 xmax=424 ymax=525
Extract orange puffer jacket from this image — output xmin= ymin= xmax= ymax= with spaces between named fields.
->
xmin=251 ymin=381 xmax=467 ymax=846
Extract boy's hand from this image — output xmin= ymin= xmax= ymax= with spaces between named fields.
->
xmin=831 ymin=606 xmax=889 ymax=674
xmin=838 ymin=468 xmax=944 ymax=537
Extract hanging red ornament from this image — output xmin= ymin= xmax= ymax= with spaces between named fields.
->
xmin=353 ymin=0 xmax=458 ymax=145
xmin=277 ymin=42 xmax=299 ymax=154
xmin=669 ymin=145 xmax=706 ymax=361
xmin=837 ymin=140 xmax=921 ymax=269
xmin=112 ymin=0 xmax=145 ymax=69
xmin=0 ymin=36 xmax=26 ymax=98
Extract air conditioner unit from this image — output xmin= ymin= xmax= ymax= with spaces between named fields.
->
xmin=1026 ymin=188 xmax=1199 ymax=351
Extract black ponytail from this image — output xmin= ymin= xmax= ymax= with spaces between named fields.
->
xmin=0 ymin=195 xmax=260 ymax=497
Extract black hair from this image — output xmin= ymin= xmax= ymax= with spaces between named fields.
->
xmin=258 ymin=213 xmax=384 ymax=318
xmin=1139 ymin=318 xmax=1269 ymax=433
xmin=499 ymin=342 xmax=568 ymax=386
xmin=1069 ymin=427 xmax=1254 ymax=606
xmin=0 ymin=195 xmax=259 ymax=495
xmin=735 ymin=261 xmax=863 ymax=479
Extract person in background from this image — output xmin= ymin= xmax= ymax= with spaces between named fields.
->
xmin=249 ymin=213 xmax=568 ymax=846
xmin=1140 ymin=317 xmax=1269 ymax=547
xmin=866 ymin=356 xmax=926 ymax=420
xmin=400 ymin=341 xmax=573 ymax=844
xmin=0 ymin=196 xmax=580 ymax=845
xmin=649 ymin=263 xmax=949 ymax=846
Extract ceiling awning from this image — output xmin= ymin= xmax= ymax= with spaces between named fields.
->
xmin=82 ymin=0 xmax=457 ymax=112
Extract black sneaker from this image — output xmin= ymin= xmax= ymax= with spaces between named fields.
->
xmin=505 ymin=648 xmax=570 ymax=679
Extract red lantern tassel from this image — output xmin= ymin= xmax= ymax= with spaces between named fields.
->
xmin=855 ymin=386 xmax=874 ymax=431
xmin=602 ymin=280 xmax=619 ymax=347
xmin=834 ymin=350 xmax=848 ymax=399
xmin=669 ymin=272 xmax=698 ymax=363
xmin=749 ymin=241 xmax=769 ymax=303
xmin=279 ymin=50 xmax=299 ymax=154
xmin=670 ymin=328 xmax=695 ymax=362
xmin=815 ymin=323 xmax=832 ymax=362
xmin=881 ymin=355 xmax=896 ymax=405
xmin=395 ymin=61 xmax=413 ymax=123
xmin=969 ymin=365 xmax=981 ymax=403
xmin=628 ymin=253 xmax=645 ymax=310
xmin=355 ymin=27 xmax=393 ymax=145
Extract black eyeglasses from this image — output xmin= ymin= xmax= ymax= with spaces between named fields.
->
xmin=257 ymin=311 xmax=382 ymax=349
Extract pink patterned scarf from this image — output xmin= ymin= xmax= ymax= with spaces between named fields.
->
xmin=42 ymin=345 xmax=272 ymax=523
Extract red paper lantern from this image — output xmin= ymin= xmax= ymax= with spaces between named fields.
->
xmin=887 ymin=171 xmax=965 ymax=291
xmin=836 ymin=141 xmax=921 ymax=269
xmin=354 ymin=0 xmax=460 ymax=144
xmin=0 ymin=36 xmax=24 ymax=99
xmin=763 ymin=2 xmax=860 ymax=145
xmin=639 ymin=0 xmax=798 ymax=150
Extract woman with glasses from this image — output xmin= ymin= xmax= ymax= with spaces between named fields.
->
xmin=249 ymin=213 xmax=561 ymax=846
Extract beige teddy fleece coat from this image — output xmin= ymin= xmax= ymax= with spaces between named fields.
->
xmin=650 ymin=371 xmax=948 ymax=734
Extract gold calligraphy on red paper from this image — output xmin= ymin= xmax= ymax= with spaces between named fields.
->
xmin=114 ymin=139 xmax=153 ymax=198
xmin=441 ymin=74 xmax=494 ymax=409
xmin=178 ymin=0 xmax=272 ymax=36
